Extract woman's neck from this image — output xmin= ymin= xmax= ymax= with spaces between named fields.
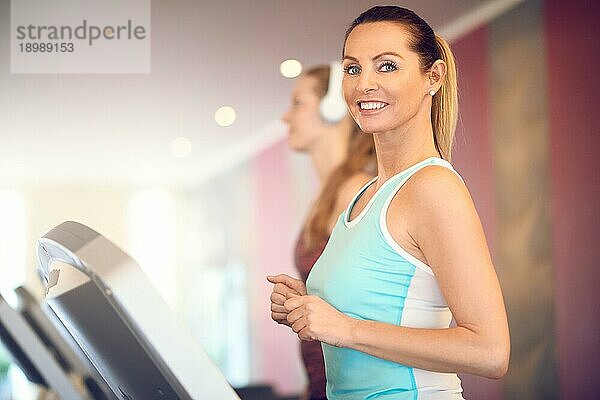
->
xmin=372 ymin=115 xmax=439 ymax=185
xmin=310 ymin=136 xmax=347 ymax=184
xmin=309 ymin=128 xmax=350 ymax=184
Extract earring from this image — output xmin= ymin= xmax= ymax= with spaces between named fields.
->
xmin=429 ymin=90 xmax=436 ymax=96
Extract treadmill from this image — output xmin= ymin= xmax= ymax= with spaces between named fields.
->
xmin=0 ymin=291 xmax=87 ymax=399
xmin=37 ymin=221 xmax=240 ymax=400
xmin=13 ymin=285 xmax=116 ymax=399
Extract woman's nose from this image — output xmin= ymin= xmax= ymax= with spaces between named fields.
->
xmin=356 ymin=70 xmax=378 ymax=94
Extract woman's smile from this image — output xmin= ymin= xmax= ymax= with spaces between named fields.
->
xmin=356 ymin=100 xmax=390 ymax=116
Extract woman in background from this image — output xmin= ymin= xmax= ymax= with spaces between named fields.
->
xmin=272 ymin=64 xmax=375 ymax=399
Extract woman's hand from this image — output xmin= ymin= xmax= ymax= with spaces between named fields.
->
xmin=267 ymin=274 xmax=307 ymax=327
xmin=284 ymin=294 xmax=356 ymax=347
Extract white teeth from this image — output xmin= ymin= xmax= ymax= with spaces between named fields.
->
xmin=360 ymin=102 xmax=387 ymax=110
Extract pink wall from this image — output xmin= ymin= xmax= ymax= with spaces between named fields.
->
xmin=545 ymin=1 xmax=600 ymax=398
xmin=452 ymin=26 xmax=497 ymax=252
xmin=252 ymin=140 xmax=305 ymax=395
xmin=451 ymin=25 xmax=504 ymax=400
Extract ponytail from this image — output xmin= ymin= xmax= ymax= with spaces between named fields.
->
xmin=432 ymin=35 xmax=458 ymax=161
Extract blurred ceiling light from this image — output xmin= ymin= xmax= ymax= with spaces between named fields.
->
xmin=215 ymin=106 xmax=236 ymax=127
xmin=280 ymin=59 xmax=302 ymax=78
xmin=171 ymin=136 xmax=192 ymax=158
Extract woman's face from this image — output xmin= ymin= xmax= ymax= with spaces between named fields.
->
xmin=342 ymin=22 xmax=431 ymax=134
xmin=282 ymin=75 xmax=325 ymax=152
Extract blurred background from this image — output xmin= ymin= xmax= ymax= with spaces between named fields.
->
xmin=0 ymin=0 xmax=598 ymax=399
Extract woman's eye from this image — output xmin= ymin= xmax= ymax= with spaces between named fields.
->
xmin=344 ymin=65 xmax=361 ymax=75
xmin=379 ymin=61 xmax=397 ymax=72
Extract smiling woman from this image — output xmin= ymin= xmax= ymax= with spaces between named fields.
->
xmin=341 ymin=14 xmax=457 ymax=160
xmin=268 ymin=5 xmax=510 ymax=400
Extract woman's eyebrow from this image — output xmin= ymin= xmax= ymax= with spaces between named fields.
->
xmin=374 ymin=52 xmax=404 ymax=60
xmin=343 ymin=52 xmax=405 ymax=62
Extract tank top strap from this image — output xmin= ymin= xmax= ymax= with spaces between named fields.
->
xmin=344 ymin=157 xmax=463 ymax=228
xmin=372 ymin=157 xmax=462 ymax=208
xmin=367 ymin=157 xmax=464 ymax=275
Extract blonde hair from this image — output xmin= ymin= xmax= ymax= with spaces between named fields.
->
xmin=431 ymin=35 xmax=458 ymax=161
xmin=302 ymin=65 xmax=375 ymax=249
xmin=344 ymin=6 xmax=459 ymax=161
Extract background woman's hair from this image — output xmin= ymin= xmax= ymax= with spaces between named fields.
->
xmin=302 ymin=65 xmax=375 ymax=249
xmin=343 ymin=5 xmax=458 ymax=161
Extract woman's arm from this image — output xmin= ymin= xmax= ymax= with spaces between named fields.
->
xmin=284 ymin=166 xmax=510 ymax=379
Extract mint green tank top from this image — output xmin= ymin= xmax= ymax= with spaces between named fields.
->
xmin=306 ymin=157 xmax=465 ymax=400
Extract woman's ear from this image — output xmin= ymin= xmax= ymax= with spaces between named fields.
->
xmin=428 ymin=60 xmax=447 ymax=91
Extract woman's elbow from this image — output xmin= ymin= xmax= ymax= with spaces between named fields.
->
xmin=481 ymin=343 xmax=510 ymax=379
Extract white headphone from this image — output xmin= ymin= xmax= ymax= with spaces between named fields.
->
xmin=319 ymin=61 xmax=348 ymax=123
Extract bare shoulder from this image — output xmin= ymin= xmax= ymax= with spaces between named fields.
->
xmin=395 ymin=164 xmax=491 ymax=268
xmin=401 ymin=164 xmax=470 ymax=208
xmin=388 ymin=164 xmax=478 ymax=241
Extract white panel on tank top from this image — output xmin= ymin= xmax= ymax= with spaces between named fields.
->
xmin=401 ymin=268 xmax=464 ymax=399
xmin=379 ymin=161 xmax=466 ymax=399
